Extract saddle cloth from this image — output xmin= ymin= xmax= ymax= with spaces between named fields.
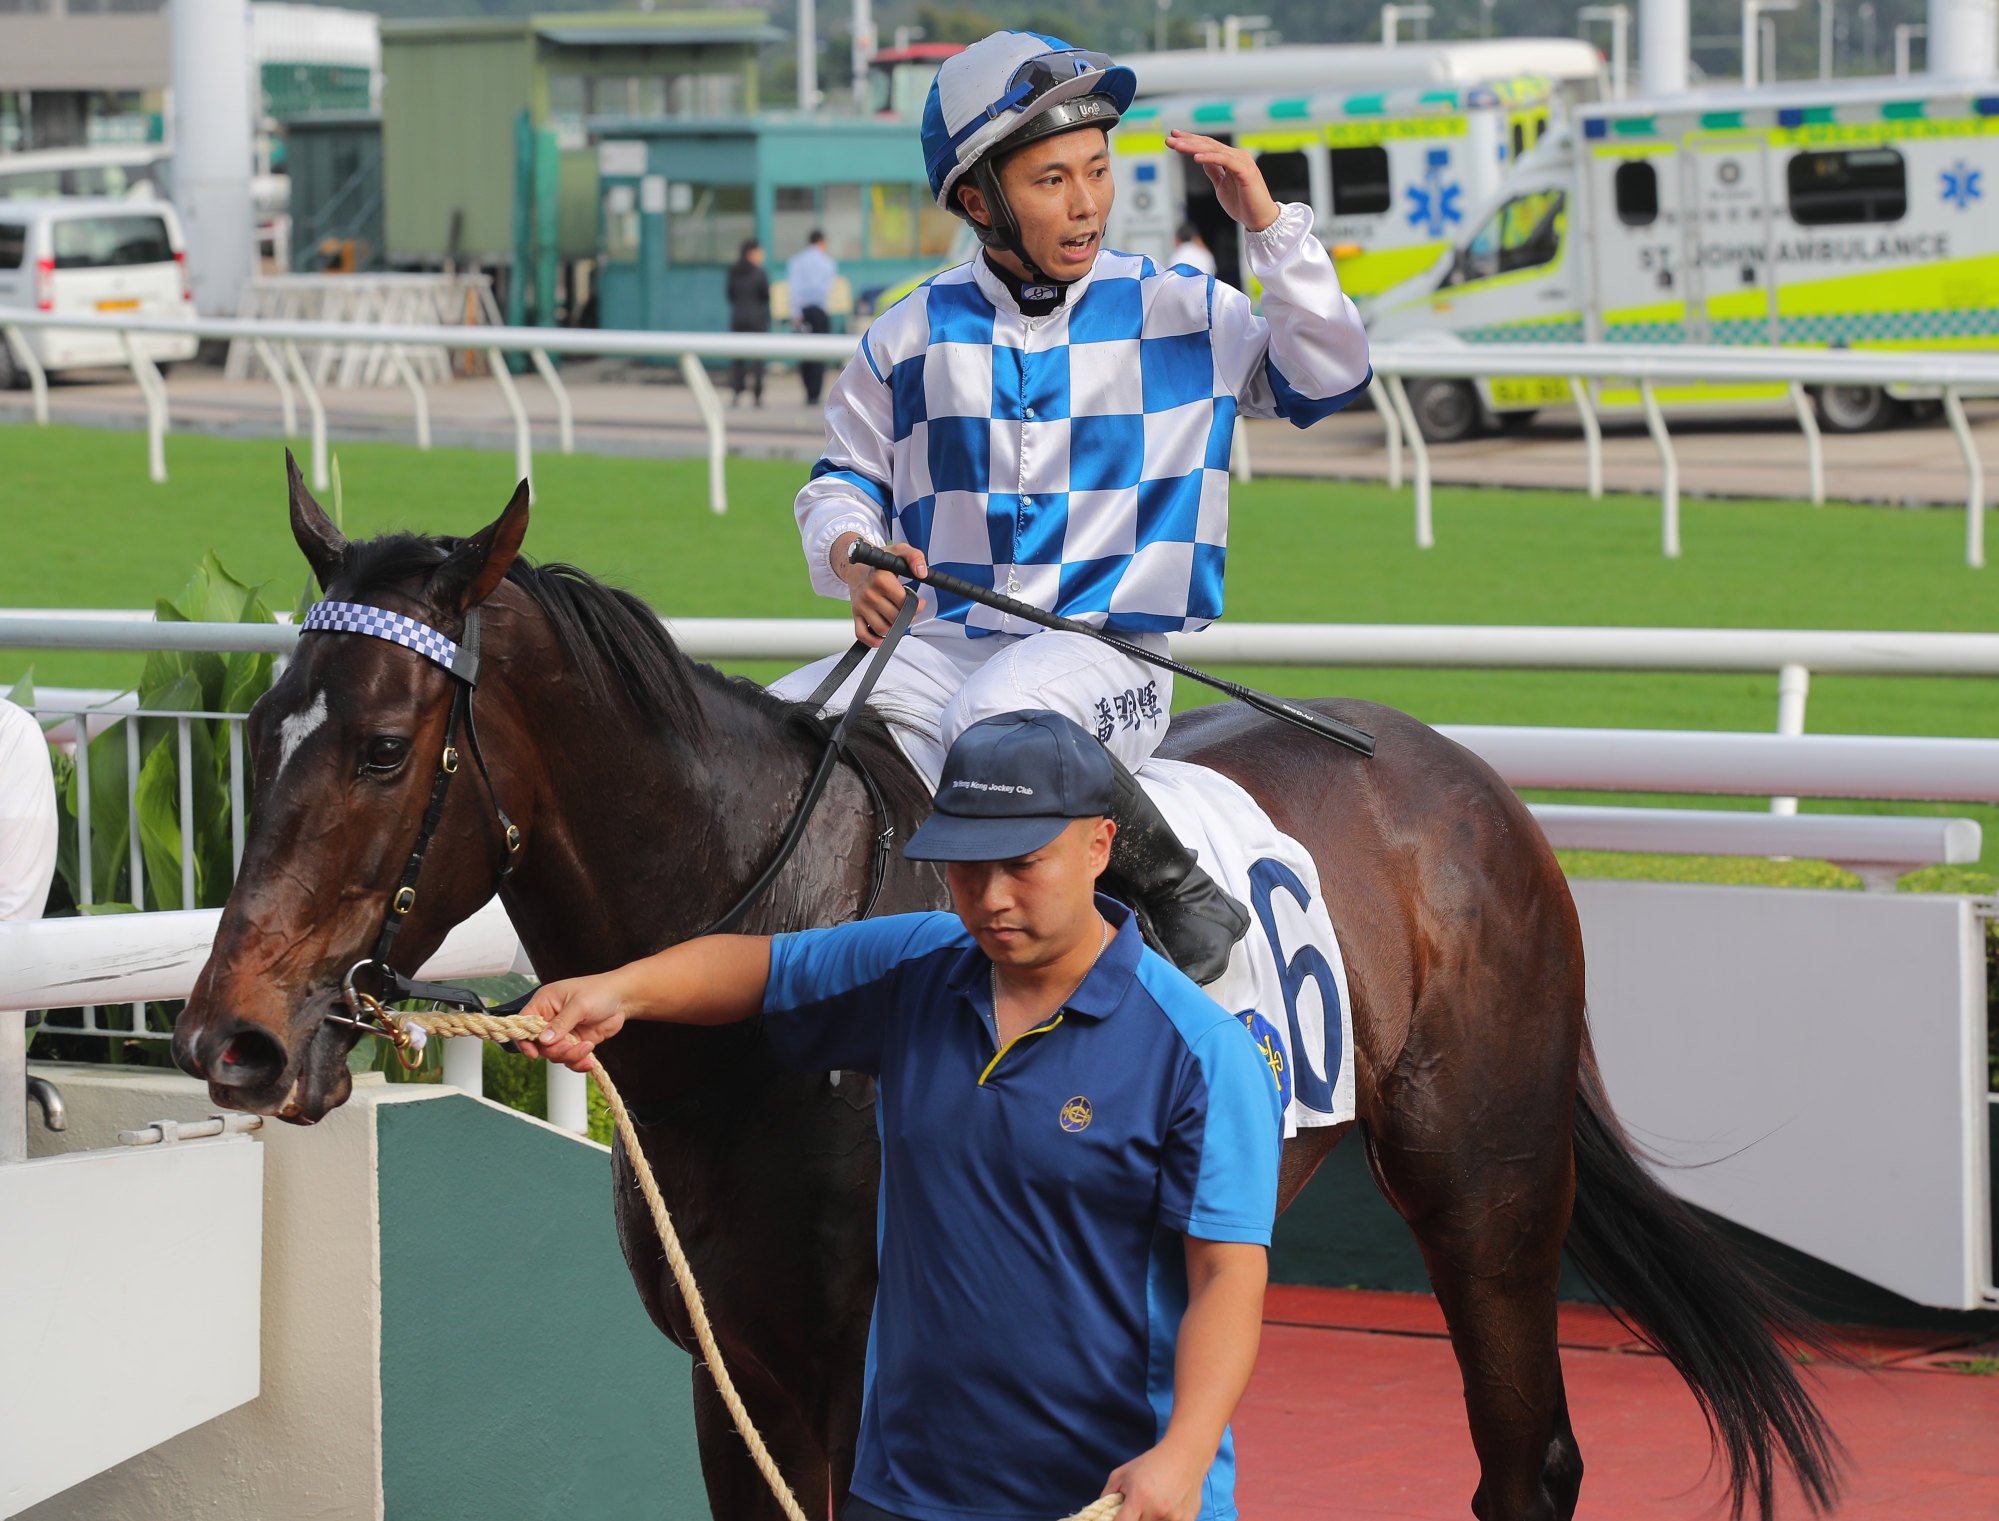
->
xmin=1137 ymin=756 xmax=1357 ymax=1138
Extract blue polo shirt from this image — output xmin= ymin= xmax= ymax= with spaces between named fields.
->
xmin=762 ymin=896 xmax=1283 ymax=1521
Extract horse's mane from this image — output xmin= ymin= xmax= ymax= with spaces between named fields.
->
xmin=331 ymin=532 xmax=934 ymax=828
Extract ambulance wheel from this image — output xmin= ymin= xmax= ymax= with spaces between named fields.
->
xmin=1408 ymin=379 xmax=1483 ymax=443
xmin=1812 ymin=385 xmax=1901 ymax=433
xmin=0 ymin=340 xmax=24 ymax=391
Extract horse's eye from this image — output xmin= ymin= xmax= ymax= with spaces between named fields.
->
xmin=363 ymin=736 xmax=411 ymax=774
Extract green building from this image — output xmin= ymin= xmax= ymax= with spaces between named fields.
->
xmin=380 ymin=9 xmax=780 ymax=321
xmin=593 ymin=115 xmax=950 ymax=334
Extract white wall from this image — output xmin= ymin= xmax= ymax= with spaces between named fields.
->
xmin=15 ymin=1068 xmax=398 ymax=1521
xmin=1577 ymin=881 xmax=1993 ymax=1310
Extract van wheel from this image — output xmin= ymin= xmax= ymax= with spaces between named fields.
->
xmin=1812 ymin=385 xmax=1902 ymax=433
xmin=1407 ymin=379 xmax=1483 ymax=443
xmin=0 ymin=340 xmax=24 ymax=392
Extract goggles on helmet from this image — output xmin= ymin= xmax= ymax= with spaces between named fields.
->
xmin=944 ymin=48 xmax=1120 ymax=157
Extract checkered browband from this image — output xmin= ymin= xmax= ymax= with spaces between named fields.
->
xmin=300 ymin=600 xmax=479 ymax=682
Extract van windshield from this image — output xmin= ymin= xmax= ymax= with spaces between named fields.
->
xmin=51 ymin=215 xmax=174 ymax=269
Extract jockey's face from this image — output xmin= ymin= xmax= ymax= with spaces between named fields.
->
xmin=964 ymin=127 xmax=1114 ymax=282
xmin=946 ymin=816 xmax=1115 ymax=972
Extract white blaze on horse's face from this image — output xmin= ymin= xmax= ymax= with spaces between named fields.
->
xmin=276 ymin=689 xmax=328 ymax=777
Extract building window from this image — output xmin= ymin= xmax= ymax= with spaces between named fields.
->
xmin=666 ymin=183 xmax=754 ymax=264
xmin=773 ymin=185 xmax=818 ymax=260
xmin=1613 ymin=160 xmax=1658 ymax=226
xmin=822 ymin=183 xmax=863 ymax=262
xmin=1328 ymin=146 xmax=1390 ymax=216
xmin=1786 ymin=148 xmax=1906 ymax=225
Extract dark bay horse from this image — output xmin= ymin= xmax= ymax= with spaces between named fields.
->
xmin=173 ymin=465 xmax=1839 ymax=1521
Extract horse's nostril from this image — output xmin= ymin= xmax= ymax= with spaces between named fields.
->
xmin=209 ymin=1023 xmax=290 ymax=1090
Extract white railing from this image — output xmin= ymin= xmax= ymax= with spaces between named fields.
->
xmin=2 ymin=306 xmax=1992 ymax=564
xmin=11 ymin=609 xmax=1999 ymax=743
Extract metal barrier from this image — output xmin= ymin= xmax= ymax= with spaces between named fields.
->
xmin=2 ymin=306 xmax=1992 ymax=560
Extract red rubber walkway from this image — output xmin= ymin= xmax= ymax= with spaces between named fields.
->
xmin=1233 ymin=1287 xmax=1999 ymax=1519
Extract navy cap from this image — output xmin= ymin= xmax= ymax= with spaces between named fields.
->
xmin=905 ymin=710 xmax=1115 ymax=862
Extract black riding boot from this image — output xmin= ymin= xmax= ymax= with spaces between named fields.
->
xmin=1102 ymin=750 xmax=1250 ymax=985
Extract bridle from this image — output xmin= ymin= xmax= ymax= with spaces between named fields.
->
xmin=303 ymin=588 xmax=914 ymax=1061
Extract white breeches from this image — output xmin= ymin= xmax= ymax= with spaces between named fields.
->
xmin=768 ymin=627 xmax=1174 ymax=787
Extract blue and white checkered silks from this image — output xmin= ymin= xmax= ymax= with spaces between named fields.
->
xmin=301 ymin=600 xmax=467 ymax=677
xmin=794 ymin=204 xmax=1373 ymax=638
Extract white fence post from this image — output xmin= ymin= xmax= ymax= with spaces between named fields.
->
xmin=1638 ymin=378 xmax=1679 ymax=558
xmin=443 ymin=1036 xmax=484 ymax=1097
xmin=680 ymin=351 xmax=729 ymax=515
xmin=1383 ymin=375 xmax=1432 ymax=549
xmin=487 ymin=350 xmax=534 ymax=490
xmin=1943 ymin=386 xmax=1985 ymax=570
xmin=1772 ymin=662 xmax=1811 ymax=816
xmin=547 ymin=1064 xmax=588 ymax=1134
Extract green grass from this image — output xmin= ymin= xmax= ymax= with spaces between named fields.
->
xmin=6 ymin=422 xmax=1997 ymax=882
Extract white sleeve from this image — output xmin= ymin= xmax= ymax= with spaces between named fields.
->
xmin=793 ymin=334 xmax=898 ymax=600
xmin=1210 ymin=202 xmax=1373 ymax=425
xmin=0 ymin=702 xmax=58 ymax=922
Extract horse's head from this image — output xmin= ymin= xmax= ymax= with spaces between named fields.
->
xmin=173 ymin=454 xmax=532 ymax=1123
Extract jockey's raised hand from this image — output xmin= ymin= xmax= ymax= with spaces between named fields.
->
xmin=831 ymin=531 xmax=928 ymax=647
xmin=1166 ymin=128 xmax=1280 ymax=233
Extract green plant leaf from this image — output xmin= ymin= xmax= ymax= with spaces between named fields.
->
xmin=133 ymin=736 xmax=185 ymax=911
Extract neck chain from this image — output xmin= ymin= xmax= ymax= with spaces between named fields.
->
xmin=991 ymin=915 xmax=1111 ymax=1020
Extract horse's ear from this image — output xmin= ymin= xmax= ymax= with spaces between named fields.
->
xmin=429 ymin=480 xmax=531 ymax=616
xmin=288 ymin=449 xmax=347 ymax=590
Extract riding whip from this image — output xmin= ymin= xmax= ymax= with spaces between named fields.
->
xmin=847 ymin=541 xmax=1377 ymax=757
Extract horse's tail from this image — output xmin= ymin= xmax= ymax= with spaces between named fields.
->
xmin=1565 ymin=1039 xmax=1844 ymax=1520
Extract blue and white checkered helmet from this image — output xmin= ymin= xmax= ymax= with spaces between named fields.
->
xmin=921 ymin=31 xmax=1137 ymax=212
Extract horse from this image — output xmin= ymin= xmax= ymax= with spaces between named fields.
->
xmin=172 ymin=461 xmax=1840 ymax=1521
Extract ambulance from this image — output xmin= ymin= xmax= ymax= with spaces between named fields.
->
xmin=1366 ymin=75 xmax=1999 ymax=438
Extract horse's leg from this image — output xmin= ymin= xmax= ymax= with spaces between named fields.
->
xmin=690 ymin=1362 xmax=831 ymax=1521
xmin=1365 ymin=1093 xmax=1583 ymax=1521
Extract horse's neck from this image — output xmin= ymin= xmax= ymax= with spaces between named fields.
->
xmin=494 ymin=666 xmax=842 ymax=1090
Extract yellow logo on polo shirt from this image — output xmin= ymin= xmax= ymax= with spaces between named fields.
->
xmin=1059 ymin=1096 xmax=1093 ymax=1133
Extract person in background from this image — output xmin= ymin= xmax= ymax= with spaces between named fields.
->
xmin=0 ymin=697 xmax=56 ymax=922
xmin=727 ymin=238 xmax=771 ymax=407
xmin=786 ymin=227 xmax=839 ymax=405
xmin=1168 ymin=221 xmax=1216 ymax=276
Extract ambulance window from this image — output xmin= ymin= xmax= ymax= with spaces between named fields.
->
xmin=1613 ymin=161 xmax=1659 ymax=227
xmin=0 ymin=223 xmax=23 ymax=269
xmin=1511 ymin=122 xmax=1527 ymax=158
xmin=1255 ymin=150 xmax=1312 ymax=211
xmin=1786 ymin=149 xmax=1906 ymax=226
xmin=1328 ymin=147 xmax=1390 ymax=215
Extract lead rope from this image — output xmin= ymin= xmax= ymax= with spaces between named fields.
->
xmin=396 ymin=1009 xmax=1124 ymax=1521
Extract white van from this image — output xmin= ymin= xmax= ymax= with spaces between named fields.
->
xmin=0 ymin=199 xmax=199 ymax=385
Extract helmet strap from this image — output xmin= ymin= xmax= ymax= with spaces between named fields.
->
xmin=967 ymin=158 xmax=1054 ymax=287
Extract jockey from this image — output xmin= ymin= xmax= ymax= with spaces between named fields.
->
xmin=772 ymin=30 xmax=1372 ymax=983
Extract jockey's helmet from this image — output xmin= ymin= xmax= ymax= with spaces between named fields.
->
xmin=920 ymin=32 xmax=1137 ymax=277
